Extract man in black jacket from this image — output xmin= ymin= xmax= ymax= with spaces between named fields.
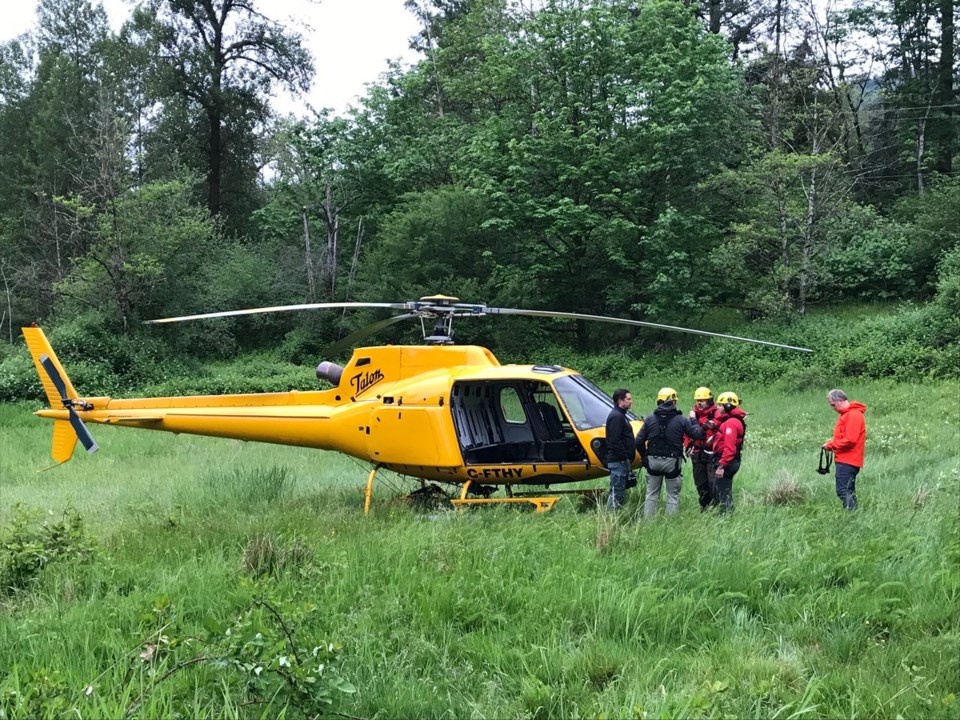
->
xmin=605 ymin=388 xmax=635 ymax=510
xmin=636 ymin=387 xmax=704 ymax=518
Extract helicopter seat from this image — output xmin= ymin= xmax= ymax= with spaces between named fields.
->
xmin=452 ymin=393 xmax=502 ymax=448
xmin=537 ymin=402 xmax=565 ymax=440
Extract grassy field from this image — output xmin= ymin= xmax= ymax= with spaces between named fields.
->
xmin=1 ymin=377 xmax=958 ymax=719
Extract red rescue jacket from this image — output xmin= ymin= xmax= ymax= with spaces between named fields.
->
xmin=714 ymin=408 xmax=746 ymax=467
xmin=826 ymin=401 xmax=867 ymax=467
xmin=685 ymin=403 xmax=719 ymax=457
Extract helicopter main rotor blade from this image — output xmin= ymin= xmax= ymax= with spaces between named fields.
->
xmin=323 ymin=313 xmax=418 ymax=356
xmin=483 ymin=308 xmax=813 ymax=353
xmin=144 ymin=302 xmax=409 ymax=325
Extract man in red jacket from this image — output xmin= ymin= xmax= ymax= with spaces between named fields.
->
xmin=711 ymin=391 xmax=746 ymax=514
xmin=822 ymin=389 xmax=867 ymax=510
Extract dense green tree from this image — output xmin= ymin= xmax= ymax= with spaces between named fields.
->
xmin=54 ymin=179 xmax=218 ymax=333
xmin=0 ymin=0 xmax=121 ymax=328
xmin=454 ymin=0 xmax=744 ymax=341
xmin=130 ymin=0 xmax=314 ymax=227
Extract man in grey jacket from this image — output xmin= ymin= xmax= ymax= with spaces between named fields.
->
xmin=636 ymin=387 xmax=704 ymax=518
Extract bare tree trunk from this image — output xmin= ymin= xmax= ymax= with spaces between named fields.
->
xmin=53 ymin=203 xmax=62 ymax=280
xmin=343 ymin=218 xmax=364 ymax=317
xmin=409 ymin=2 xmax=445 ymax=117
xmin=917 ymin=114 xmax=928 ymax=194
xmin=112 ymin=250 xmax=131 ymax=336
xmin=0 ymin=262 xmax=13 ymax=343
xmin=322 ymin=182 xmax=339 ymax=298
xmin=708 ymin=0 xmax=722 ymax=33
xmin=777 ymin=180 xmax=789 ymax=267
xmin=938 ymin=0 xmax=954 ymax=175
xmin=331 ymin=212 xmax=339 ymax=297
xmin=799 ymin=165 xmax=817 ymax=314
xmin=771 ymin=0 xmax=785 ymax=149
xmin=425 ymin=15 xmax=444 ymax=117
xmin=302 ymin=206 xmax=316 ymax=303
xmin=207 ymin=108 xmax=222 ymax=216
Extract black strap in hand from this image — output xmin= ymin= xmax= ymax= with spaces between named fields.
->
xmin=817 ymin=447 xmax=834 ymax=475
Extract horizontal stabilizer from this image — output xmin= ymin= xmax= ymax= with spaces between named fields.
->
xmin=104 ymin=416 xmax=163 ymax=424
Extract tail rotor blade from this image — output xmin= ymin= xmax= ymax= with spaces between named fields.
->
xmin=39 ymin=353 xmax=99 ymax=454
xmin=68 ymin=407 xmax=99 ymax=453
xmin=39 ymin=354 xmax=70 ymax=399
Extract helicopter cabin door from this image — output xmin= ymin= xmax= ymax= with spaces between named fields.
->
xmin=449 ymin=381 xmax=588 ymax=466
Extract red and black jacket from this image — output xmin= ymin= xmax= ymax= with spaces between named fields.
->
xmin=685 ymin=402 xmax=719 ymax=459
xmin=713 ymin=407 xmax=747 ymax=467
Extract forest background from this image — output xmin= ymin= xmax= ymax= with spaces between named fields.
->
xmin=0 ymin=0 xmax=957 ymax=395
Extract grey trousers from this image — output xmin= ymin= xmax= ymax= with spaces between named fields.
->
xmin=644 ymin=455 xmax=683 ymax=518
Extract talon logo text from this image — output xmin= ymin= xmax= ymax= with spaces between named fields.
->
xmin=351 ymin=368 xmax=384 ymax=395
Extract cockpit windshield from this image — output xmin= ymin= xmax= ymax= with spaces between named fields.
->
xmin=553 ymin=375 xmax=638 ymax=430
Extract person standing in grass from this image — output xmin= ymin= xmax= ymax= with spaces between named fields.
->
xmin=711 ymin=392 xmax=746 ymax=514
xmin=822 ymin=389 xmax=867 ymax=511
xmin=605 ymin=388 xmax=636 ymax=510
xmin=636 ymin=388 xmax=704 ymax=518
xmin=686 ymin=386 xmax=720 ymax=511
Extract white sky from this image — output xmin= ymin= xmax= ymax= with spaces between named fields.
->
xmin=2 ymin=0 xmax=423 ymax=116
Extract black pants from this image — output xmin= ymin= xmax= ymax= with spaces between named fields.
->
xmin=692 ymin=458 xmax=715 ymax=509
xmin=711 ymin=459 xmax=740 ymax=513
xmin=835 ymin=462 xmax=859 ymax=510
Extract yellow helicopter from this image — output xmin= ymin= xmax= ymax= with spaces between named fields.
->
xmin=23 ymin=296 xmax=810 ymax=512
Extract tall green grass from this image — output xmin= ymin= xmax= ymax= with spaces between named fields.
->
xmin=1 ymin=379 xmax=958 ymax=718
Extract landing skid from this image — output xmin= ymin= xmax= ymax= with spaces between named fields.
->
xmin=450 ymin=479 xmax=562 ymax=512
xmin=450 ymin=496 xmax=559 ymax=512
xmin=364 ymin=468 xmax=607 ymax=514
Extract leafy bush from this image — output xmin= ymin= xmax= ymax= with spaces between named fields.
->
xmin=821 ymin=206 xmax=916 ymax=300
xmin=889 ymin=176 xmax=960 ymax=296
xmin=0 ymin=505 xmax=95 ymax=595
xmin=0 ymin=316 xmax=196 ymax=402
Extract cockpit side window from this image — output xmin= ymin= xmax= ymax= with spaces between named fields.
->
xmin=553 ymin=375 xmax=635 ymax=430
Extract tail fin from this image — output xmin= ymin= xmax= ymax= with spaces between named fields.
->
xmin=22 ymin=326 xmax=91 ymax=463
xmin=22 ymin=326 xmax=78 ymax=406
xmin=50 ymin=420 xmax=79 ymax=463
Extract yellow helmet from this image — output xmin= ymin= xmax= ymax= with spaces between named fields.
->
xmin=656 ymin=387 xmax=678 ymax=404
xmin=694 ymin=386 xmax=713 ymax=401
xmin=717 ymin=391 xmax=740 ymax=407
